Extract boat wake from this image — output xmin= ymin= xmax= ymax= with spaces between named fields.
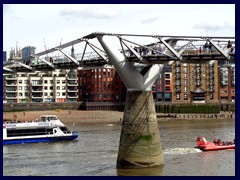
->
xmin=163 ymin=147 xmax=202 ymax=155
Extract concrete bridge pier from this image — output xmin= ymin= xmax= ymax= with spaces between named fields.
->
xmin=117 ymin=90 xmax=164 ymax=168
xmin=96 ymin=34 xmax=166 ymax=169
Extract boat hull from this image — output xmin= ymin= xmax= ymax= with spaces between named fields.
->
xmin=197 ymin=145 xmax=235 ymax=151
xmin=3 ymin=134 xmax=78 ymax=145
xmin=195 ymin=136 xmax=235 ymax=151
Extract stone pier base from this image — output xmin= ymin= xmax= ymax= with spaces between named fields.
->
xmin=117 ymin=90 xmax=164 ymax=169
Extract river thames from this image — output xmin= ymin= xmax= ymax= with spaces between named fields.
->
xmin=3 ymin=118 xmax=235 ymax=176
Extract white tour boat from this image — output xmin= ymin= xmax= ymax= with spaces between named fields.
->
xmin=3 ymin=115 xmax=78 ymax=145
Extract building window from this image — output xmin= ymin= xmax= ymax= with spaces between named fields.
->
xmin=19 ymin=80 xmax=22 ymax=84
xmin=165 ymin=80 xmax=170 ymax=85
xmin=62 ymin=92 xmax=65 ymax=96
xmin=184 ymin=94 xmax=188 ymax=100
xmin=183 ymin=68 xmax=187 ymax=73
xmin=192 ymin=67 xmax=195 ymax=73
xmin=176 ymin=80 xmax=180 ymax=86
xmin=19 ymin=93 xmax=23 ymax=96
xmin=57 ymin=86 xmax=60 ymax=90
xmin=165 ymin=87 xmax=170 ymax=91
xmin=210 ymin=94 xmax=214 ymax=100
xmin=50 ymin=87 xmax=53 ymax=90
xmin=44 ymin=80 xmax=48 ymax=84
xmin=44 ymin=93 xmax=48 ymax=96
xmin=184 ymin=87 xmax=187 ymax=92
xmin=62 ymin=86 xmax=65 ymax=90
xmin=25 ymin=86 xmax=28 ymax=90
xmin=62 ymin=80 xmax=65 ymax=84
xmin=50 ymin=80 xmax=53 ymax=84
xmin=165 ymin=74 xmax=170 ymax=79
xmin=184 ymin=80 xmax=187 ymax=85
xmin=176 ymin=94 xmax=180 ymax=100
xmin=44 ymin=86 xmax=48 ymax=90
xmin=57 ymin=92 xmax=60 ymax=96
xmin=19 ymin=86 xmax=22 ymax=90
xmin=24 ymin=80 xmax=28 ymax=84
xmin=57 ymin=80 xmax=60 ymax=84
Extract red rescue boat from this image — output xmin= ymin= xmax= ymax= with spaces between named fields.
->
xmin=195 ymin=136 xmax=235 ymax=151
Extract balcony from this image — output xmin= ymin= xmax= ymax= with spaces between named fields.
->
xmin=209 ymin=88 xmax=214 ymax=92
xmin=6 ymin=83 xmax=17 ymax=86
xmin=175 ymin=62 xmax=181 ymax=67
xmin=31 ymin=83 xmax=43 ymax=86
xmin=67 ymin=76 xmax=78 ymax=80
xmin=5 ymin=76 xmax=17 ymax=80
xmin=209 ymin=76 xmax=214 ymax=80
xmin=31 ymin=93 xmax=43 ymax=98
xmin=32 ymin=96 xmax=43 ymax=99
xmin=67 ymin=95 xmax=78 ymax=98
xmin=5 ymin=88 xmax=17 ymax=92
xmin=176 ymin=75 xmax=181 ymax=79
xmin=209 ymin=82 xmax=214 ymax=86
xmin=31 ymin=88 xmax=43 ymax=92
xmin=67 ymin=88 xmax=78 ymax=92
xmin=68 ymin=82 xmax=78 ymax=86
xmin=6 ymin=96 xmax=17 ymax=99
xmin=221 ymin=81 xmax=228 ymax=86
xmin=209 ymin=69 xmax=214 ymax=74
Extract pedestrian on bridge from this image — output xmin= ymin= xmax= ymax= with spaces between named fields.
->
xmin=203 ymin=41 xmax=209 ymax=53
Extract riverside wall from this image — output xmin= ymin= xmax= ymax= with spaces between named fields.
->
xmin=3 ymin=102 xmax=235 ymax=121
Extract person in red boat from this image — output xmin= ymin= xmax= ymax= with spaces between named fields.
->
xmin=217 ymin=139 xmax=222 ymax=145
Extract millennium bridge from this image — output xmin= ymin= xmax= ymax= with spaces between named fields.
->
xmin=3 ymin=32 xmax=235 ymax=169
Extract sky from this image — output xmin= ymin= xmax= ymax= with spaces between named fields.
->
xmin=3 ymin=4 xmax=235 ymax=57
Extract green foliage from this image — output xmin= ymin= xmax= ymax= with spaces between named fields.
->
xmin=155 ymin=104 xmax=221 ymax=114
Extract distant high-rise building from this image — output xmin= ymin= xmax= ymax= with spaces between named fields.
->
xmin=3 ymin=51 xmax=7 ymax=62
xmin=22 ymin=46 xmax=36 ymax=59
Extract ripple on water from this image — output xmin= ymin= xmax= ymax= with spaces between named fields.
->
xmin=163 ymin=147 xmax=202 ymax=155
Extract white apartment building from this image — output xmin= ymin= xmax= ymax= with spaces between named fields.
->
xmin=3 ymin=69 xmax=78 ymax=103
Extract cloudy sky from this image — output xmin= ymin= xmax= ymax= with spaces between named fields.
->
xmin=3 ymin=4 xmax=235 ymax=56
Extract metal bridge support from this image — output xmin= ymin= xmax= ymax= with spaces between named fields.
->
xmin=96 ymin=35 xmax=164 ymax=168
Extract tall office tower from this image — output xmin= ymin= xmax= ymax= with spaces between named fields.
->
xmin=22 ymin=46 xmax=36 ymax=59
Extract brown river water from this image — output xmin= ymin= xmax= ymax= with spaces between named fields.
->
xmin=3 ymin=118 xmax=235 ymax=176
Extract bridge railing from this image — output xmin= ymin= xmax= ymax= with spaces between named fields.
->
xmin=29 ymin=51 xmax=105 ymax=66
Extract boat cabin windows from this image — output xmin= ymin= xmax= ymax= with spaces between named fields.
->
xmin=7 ymin=128 xmax=54 ymax=137
xmin=60 ymin=127 xmax=71 ymax=134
